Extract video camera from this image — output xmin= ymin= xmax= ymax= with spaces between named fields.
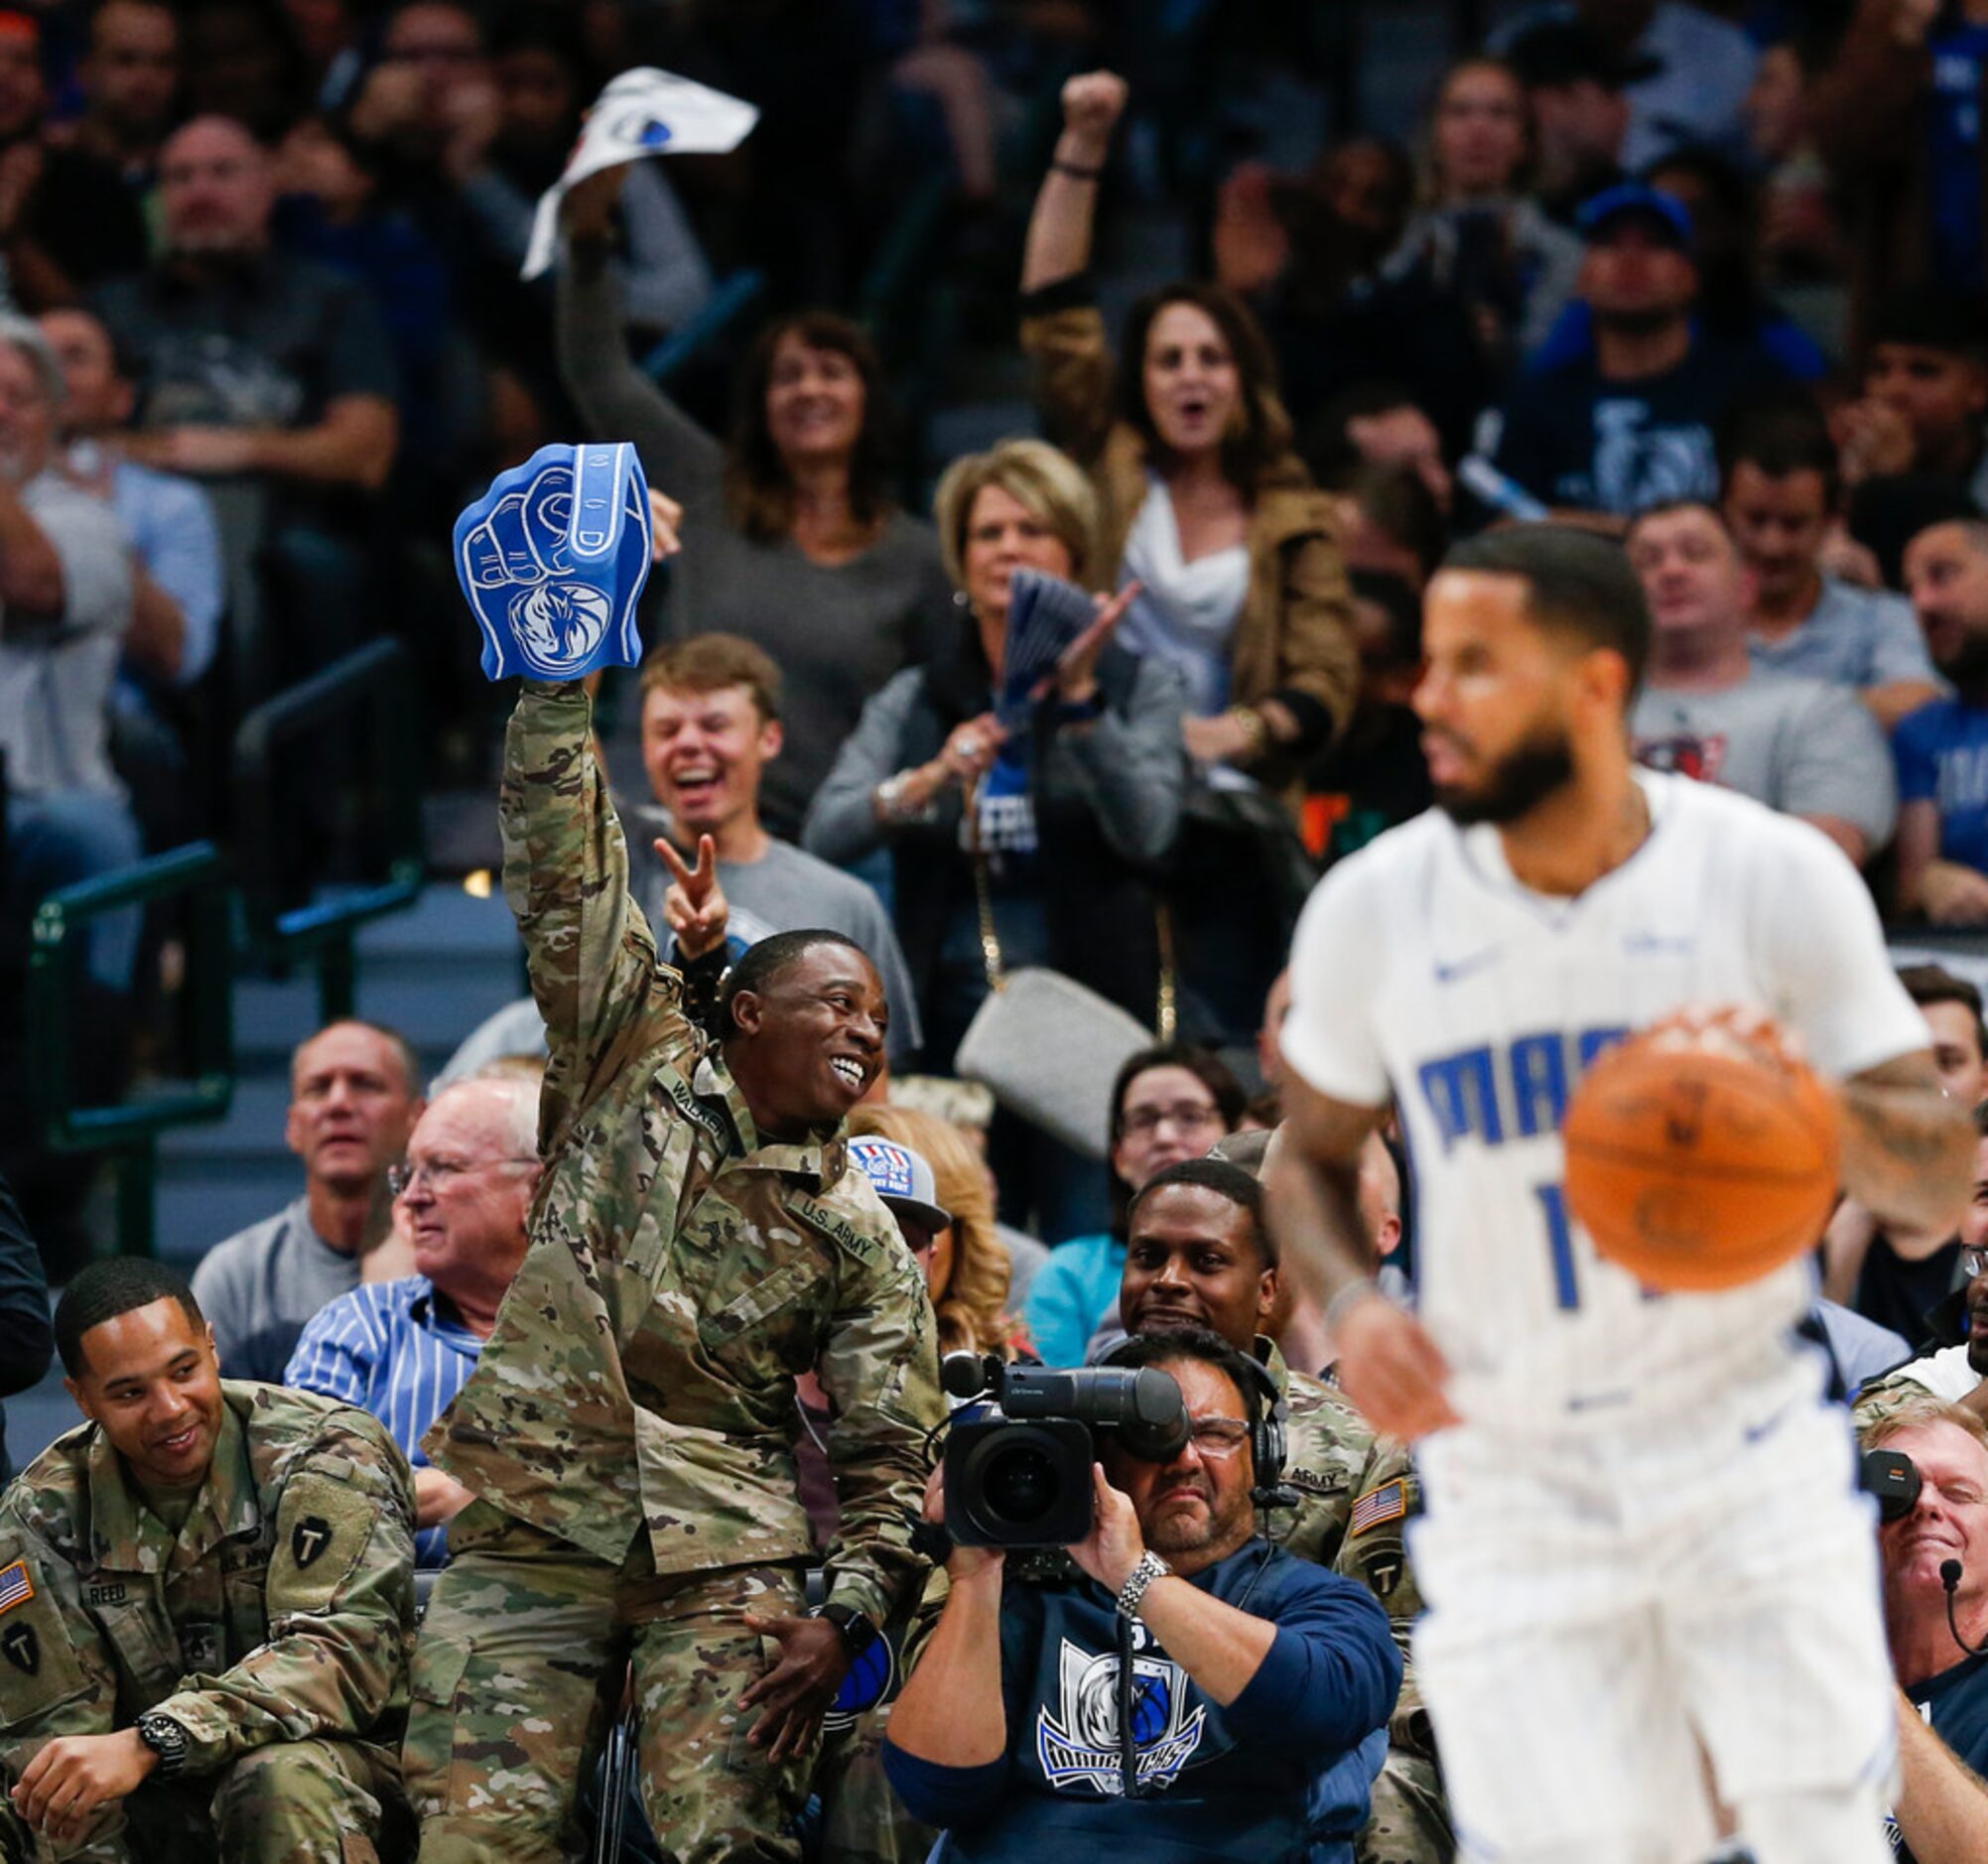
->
xmin=940 ymin=1352 xmax=1190 ymax=1547
xmin=1861 ymin=1447 xmax=1921 ymax=1523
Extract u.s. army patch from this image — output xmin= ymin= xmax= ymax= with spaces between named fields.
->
xmin=0 ymin=1558 xmax=33 ymax=1616
xmin=1 ymin=1623 xmax=36 ymax=1674
xmin=274 ymin=1478 xmax=373 ymax=1612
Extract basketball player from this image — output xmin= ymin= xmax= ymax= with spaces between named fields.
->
xmin=1265 ymin=526 xmax=1974 ymax=1864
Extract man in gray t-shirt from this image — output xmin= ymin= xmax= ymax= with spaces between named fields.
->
xmin=1721 ymin=422 xmax=1943 ymax=731
xmin=192 ymin=1018 xmax=424 ymax=1381
xmin=0 ymin=314 xmax=140 ymax=990
xmin=1628 ymin=500 xmax=1898 ymax=864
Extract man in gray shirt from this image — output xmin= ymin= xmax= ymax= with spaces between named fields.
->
xmin=0 ymin=314 xmax=139 ymax=991
xmin=191 ymin=1017 xmax=425 ymax=1380
xmin=439 ymin=634 xmax=922 ymax=1083
xmin=1627 ymin=499 xmax=1898 ymax=865
xmin=1719 ymin=404 xmax=1942 ymax=731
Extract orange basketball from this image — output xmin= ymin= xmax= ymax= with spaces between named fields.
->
xmin=1562 ymin=1033 xmax=1841 ymax=1293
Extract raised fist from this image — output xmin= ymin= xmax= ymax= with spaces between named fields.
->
xmin=1061 ymin=71 xmax=1128 ymax=145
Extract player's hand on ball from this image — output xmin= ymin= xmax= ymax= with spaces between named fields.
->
xmin=1643 ymin=1003 xmax=1806 ymax=1074
xmin=1334 ymin=1296 xmax=1460 ymax=1441
xmin=656 ymin=833 xmax=729 ymax=960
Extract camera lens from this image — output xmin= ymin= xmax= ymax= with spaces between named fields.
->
xmin=983 ymin=1442 xmax=1057 ymax=1526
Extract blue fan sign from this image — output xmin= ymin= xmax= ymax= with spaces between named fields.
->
xmin=456 ymin=442 xmax=654 ymax=682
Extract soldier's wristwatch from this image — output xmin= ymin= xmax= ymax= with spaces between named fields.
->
xmin=136 ymin=1710 xmax=190 ymax=1779
xmin=815 ymin=1603 xmax=880 ymax=1659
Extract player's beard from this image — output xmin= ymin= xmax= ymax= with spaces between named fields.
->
xmin=1433 ymin=720 xmax=1577 ymax=826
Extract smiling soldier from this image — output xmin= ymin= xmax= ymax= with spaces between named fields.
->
xmin=403 ymin=546 xmax=944 ymax=1861
xmin=0 ymin=1259 xmax=417 ymax=1864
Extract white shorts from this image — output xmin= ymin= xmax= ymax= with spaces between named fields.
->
xmin=1409 ymin=1353 xmax=1897 ymax=1862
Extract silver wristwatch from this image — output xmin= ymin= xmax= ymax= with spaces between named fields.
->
xmin=1115 ymin=1549 xmax=1171 ymax=1621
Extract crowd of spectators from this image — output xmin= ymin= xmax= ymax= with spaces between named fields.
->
xmin=15 ymin=0 xmax=1988 ymax=1857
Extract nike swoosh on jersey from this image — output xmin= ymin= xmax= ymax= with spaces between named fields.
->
xmin=1432 ymin=947 xmax=1500 ymax=985
xmin=1622 ymin=932 xmax=1696 ymax=957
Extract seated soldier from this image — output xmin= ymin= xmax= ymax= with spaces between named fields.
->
xmin=0 ymin=1260 xmax=416 ymax=1863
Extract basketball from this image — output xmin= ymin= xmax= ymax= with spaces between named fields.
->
xmin=1562 ymin=1030 xmax=1841 ymax=1293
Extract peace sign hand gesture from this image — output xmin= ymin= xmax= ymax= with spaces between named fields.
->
xmin=656 ymin=833 xmax=729 ymax=961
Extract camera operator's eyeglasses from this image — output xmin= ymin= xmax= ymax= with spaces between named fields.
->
xmin=1964 ymin=1247 xmax=1988 ymax=1280
xmin=1186 ymin=1418 xmax=1252 ymax=1458
xmin=1122 ymin=1104 xmax=1223 ymax=1137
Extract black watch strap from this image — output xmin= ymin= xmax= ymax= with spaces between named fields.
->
xmin=136 ymin=1710 xmax=190 ymax=1779
xmin=816 ymin=1602 xmax=879 ymax=1658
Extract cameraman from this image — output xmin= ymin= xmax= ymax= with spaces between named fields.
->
xmin=881 ymin=1330 xmax=1400 ymax=1862
xmin=1860 ymin=1396 xmax=1988 ymax=1862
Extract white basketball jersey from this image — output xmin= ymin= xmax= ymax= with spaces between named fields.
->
xmin=1283 ymin=771 xmax=1930 ymax=1433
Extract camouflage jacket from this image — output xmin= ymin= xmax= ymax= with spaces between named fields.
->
xmin=0 ymin=1383 xmax=415 ymax=1784
xmin=428 ymin=683 xmax=943 ymax=1627
xmin=1266 ymin=1342 xmax=1430 ymax=1757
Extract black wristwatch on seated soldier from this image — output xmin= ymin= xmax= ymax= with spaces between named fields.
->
xmin=815 ymin=1602 xmax=880 ymax=1660
xmin=136 ymin=1709 xmax=191 ymax=1779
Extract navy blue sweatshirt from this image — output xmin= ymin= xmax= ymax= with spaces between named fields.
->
xmin=883 ymin=1539 xmax=1401 ymax=1864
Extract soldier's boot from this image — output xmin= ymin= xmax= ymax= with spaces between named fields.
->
xmin=209 ymin=1737 xmax=402 ymax=1864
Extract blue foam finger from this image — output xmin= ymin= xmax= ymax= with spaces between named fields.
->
xmin=454 ymin=442 xmax=654 ymax=682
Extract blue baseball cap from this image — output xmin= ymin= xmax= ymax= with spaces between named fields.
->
xmin=1576 ymin=182 xmax=1694 ymax=251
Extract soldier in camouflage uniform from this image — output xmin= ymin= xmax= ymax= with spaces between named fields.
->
xmin=1117 ymin=1157 xmax=1453 ymax=1863
xmin=0 ymin=1259 xmax=416 ymax=1864
xmin=404 ymin=681 xmax=943 ymax=1863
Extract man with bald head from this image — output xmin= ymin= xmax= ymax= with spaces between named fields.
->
xmin=193 ymin=1019 xmax=426 ymax=1382
xmin=1899 ymin=520 xmax=1988 ymax=924
xmin=288 ymin=1072 xmax=539 ymax=1565
xmin=89 ymin=113 xmax=399 ymax=690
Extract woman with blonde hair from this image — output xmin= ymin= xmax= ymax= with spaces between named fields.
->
xmin=805 ymin=437 xmax=1185 ymax=1240
xmin=850 ymin=1103 xmax=1019 ymax=1361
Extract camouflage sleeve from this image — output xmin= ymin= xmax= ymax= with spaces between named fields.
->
xmin=0 ymin=1508 xmax=120 ymax=1795
xmin=500 ymin=681 xmax=679 ymax=1144
xmin=1851 ymin=1371 xmax=1940 ymax=1437
xmin=815 ymin=1236 xmax=946 ymax=1628
xmin=146 ymin=1410 xmax=417 ymax=1775
xmin=1331 ymin=1442 xmax=1433 ymax=1760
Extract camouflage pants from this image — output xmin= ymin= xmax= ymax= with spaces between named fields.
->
xmin=1358 ymin=1748 xmax=1455 ymax=1864
xmin=814 ymin=1700 xmax=935 ymax=1864
xmin=403 ymin=1501 xmax=811 ymax=1864
xmin=0 ymin=1735 xmax=404 ymax=1864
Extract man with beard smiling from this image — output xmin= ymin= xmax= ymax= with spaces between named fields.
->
xmin=1897 ymin=519 xmax=1988 ymax=924
xmin=882 ymin=1328 xmax=1400 ymax=1862
xmin=0 ymin=1258 xmax=416 ymax=1863
xmin=402 ymin=657 xmax=943 ymax=1862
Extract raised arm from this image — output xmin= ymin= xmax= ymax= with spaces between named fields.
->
xmin=1021 ymin=71 xmax=1127 ymax=294
xmin=557 ymin=167 xmax=724 ymax=508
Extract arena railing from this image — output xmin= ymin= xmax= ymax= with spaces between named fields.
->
xmin=233 ymin=637 xmax=427 ymax=1024
xmin=25 ymin=841 xmax=235 ymax=1258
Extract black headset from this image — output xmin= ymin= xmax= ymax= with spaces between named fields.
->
xmin=1101 ymin=1336 xmax=1293 ymax=1508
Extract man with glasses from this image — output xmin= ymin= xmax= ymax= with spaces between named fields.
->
xmin=286 ymin=1073 xmax=541 ymax=1566
xmin=1024 ymin=1047 xmax=1246 ymax=1368
xmin=193 ymin=1017 xmax=425 ymax=1382
xmin=882 ymin=1327 xmax=1400 ymax=1863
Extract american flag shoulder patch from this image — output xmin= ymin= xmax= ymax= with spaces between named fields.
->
xmin=0 ymin=1559 xmax=33 ymax=1616
xmin=1350 ymin=1479 xmax=1407 ymax=1537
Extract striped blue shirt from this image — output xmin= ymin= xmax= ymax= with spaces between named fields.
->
xmin=285 ymin=1276 xmax=483 ymax=1566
